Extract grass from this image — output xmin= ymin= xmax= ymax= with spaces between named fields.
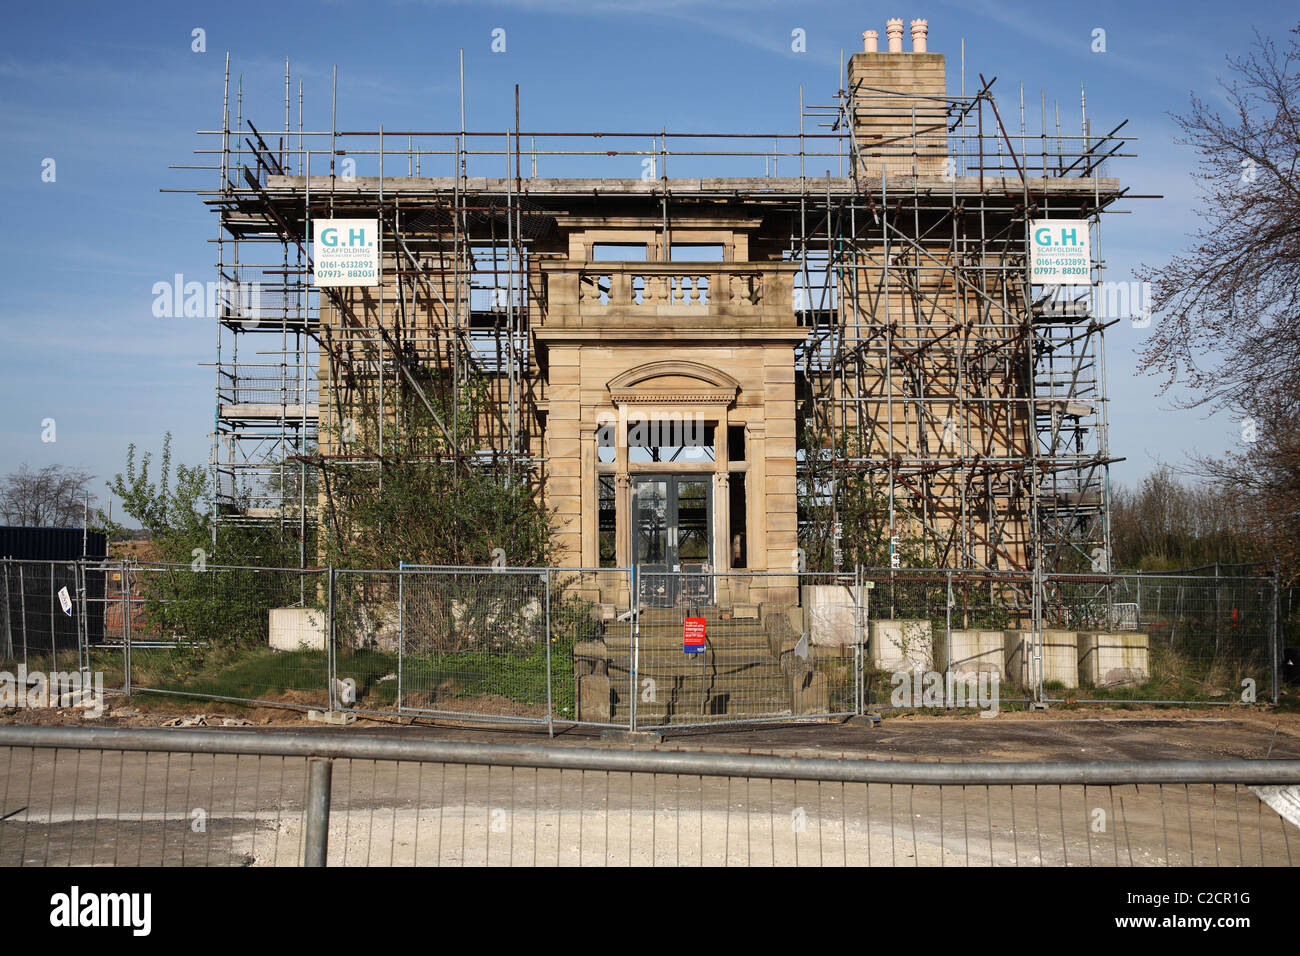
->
xmin=128 ymin=644 xmax=329 ymax=706
xmin=1077 ymin=643 xmax=1269 ymax=703
xmin=52 ymin=636 xmax=581 ymax=713
xmin=415 ymin=649 xmax=571 ymax=708
xmin=2 ymin=620 xmax=1288 ymax=715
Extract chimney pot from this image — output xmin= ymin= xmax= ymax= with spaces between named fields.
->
xmin=886 ymin=18 xmax=905 ymax=53
xmin=863 ymin=30 xmax=878 ymax=53
xmin=911 ymin=18 xmax=929 ymax=53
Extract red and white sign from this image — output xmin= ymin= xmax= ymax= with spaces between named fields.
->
xmin=683 ymin=617 xmax=706 ymax=654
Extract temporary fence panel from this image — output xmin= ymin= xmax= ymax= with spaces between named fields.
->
xmin=546 ymin=567 xmax=635 ymax=729
xmin=0 ymin=560 xmax=1283 ymax=724
xmin=122 ymin=563 xmax=329 ymax=710
xmin=0 ymin=559 xmax=83 ymax=674
xmin=1047 ymin=573 xmax=1277 ymax=704
xmin=338 ymin=567 xmax=553 ymax=726
xmin=858 ymin=568 xmax=1282 ymax=708
xmin=860 ymin=569 xmax=1035 ymax=710
xmin=633 ymin=571 xmax=861 ymax=728
xmin=1 ymin=726 xmax=1295 ymax=867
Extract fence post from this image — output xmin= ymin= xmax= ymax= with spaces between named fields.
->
xmin=397 ymin=562 xmax=405 ymax=714
xmin=1106 ymin=571 xmax=1114 ymax=631
xmin=326 ymin=567 xmax=336 ymax=711
xmin=1032 ymin=559 xmax=1043 ymax=704
xmin=945 ymin=570 xmax=953 ymax=707
xmin=76 ymin=561 xmax=86 ymax=675
xmin=1273 ymin=559 xmax=1282 ymax=706
xmin=544 ymin=568 xmax=553 ymax=738
xmin=17 ymin=563 xmax=28 ymax=669
xmin=1214 ymin=562 xmax=1223 ymax=656
xmin=630 ymin=565 xmax=639 ymax=733
xmin=50 ymin=562 xmax=57 ymax=671
xmin=122 ymin=562 xmax=132 ymax=696
xmin=1 ymin=560 xmax=11 ymax=661
xmin=303 ymin=756 xmax=333 ymax=866
xmin=854 ymin=564 xmax=863 ymax=715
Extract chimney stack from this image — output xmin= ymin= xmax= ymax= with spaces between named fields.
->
xmin=910 ymin=19 xmax=928 ymax=53
xmin=847 ymin=18 xmax=947 ymax=177
xmin=885 ymin=18 xmax=905 ymax=52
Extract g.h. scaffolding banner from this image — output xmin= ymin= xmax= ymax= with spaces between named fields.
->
xmin=312 ymin=219 xmax=379 ymax=287
xmin=1029 ymin=219 xmax=1090 ymax=284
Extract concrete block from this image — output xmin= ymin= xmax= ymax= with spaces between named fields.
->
xmin=600 ymin=729 xmax=663 ymax=744
xmin=576 ymin=673 xmax=612 ymax=723
xmin=269 ymin=607 xmax=326 ymax=651
xmin=869 ymin=619 xmax=933 ymax=673
xmin=790 ymin=669 xmax=829 ymax=715
xmin=1004 ymin=630 xmax=1078 ymax=688
xmin=572 ymin=640 xmax=608 ymax=677
xmin=935 ymin=629 xmax=1004 ymax=679
xmin=801 ymin=585 xmax=859 ymax=647
xmin=731 ymin=603 xmax=759 ymax=620
xmin=307 ymin=709 xmax=356 ymax=725
xmin=1078 ymin=632 xmax=1150 ymax=687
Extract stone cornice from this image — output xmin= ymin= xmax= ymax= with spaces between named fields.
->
xmin=607 ymin=360 xmax=740 ymax=407
xmin=609 ymin=388 xmax=735 ymax=405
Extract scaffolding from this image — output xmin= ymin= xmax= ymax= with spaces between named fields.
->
xmin=794 ymin=70 xmax=1131 ymax=578
xmin=175 ymin=50 xmax=1135 ymax=577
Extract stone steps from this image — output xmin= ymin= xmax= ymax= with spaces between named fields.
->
xmin=620 ymin=682 xmax=792 ymax=721
xmin=573 ymin=620 xmax=797 ymax=721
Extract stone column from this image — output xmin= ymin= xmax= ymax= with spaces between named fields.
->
xmin=714 ymin=407 xmax=729 ymax=574
xmin=745 ymin=421 xmax=766 ymax=572
xmin=546 ymin=348 xmax=583 ymax=566
xmin=579 ymin=424 xmax=597 ymax=568
xmin=615 ymin=404 xmax=631 ymax=568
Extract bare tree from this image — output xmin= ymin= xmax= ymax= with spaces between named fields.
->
xmin=0 ymin=464 xmax=95 ymax=528
xmin=1138 ymin=24 xmax=1300 ymax=580
xmin=1110 ymin=466 xmax=1251 ymax=569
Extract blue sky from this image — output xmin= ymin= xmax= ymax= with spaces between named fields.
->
xmin=1 ymin=0 xmax=1294 ymax=514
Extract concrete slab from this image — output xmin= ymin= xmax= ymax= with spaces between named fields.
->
xmin=870 ymin=619 xmax=934 ymax=673
xmin=1078 ymin=632 xmax=1150 ymax=686
xmin=269 ymin=607 xmax=326 ymax=651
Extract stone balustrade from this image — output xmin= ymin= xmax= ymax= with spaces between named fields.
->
xmin=540 ymin=261 xmax=800 ymax=329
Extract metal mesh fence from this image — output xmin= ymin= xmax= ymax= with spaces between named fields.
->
xmin=123 ymin=563 xmax=328 ymax=709
xmin=2 ymin=727 xmax=1296 ymax=867
xmin=0 ymin=745 xmax=310 ymax=866
xmin=1046 ymin=573 xmax=1278 ymax=704
xmin=330 ymin=569 xmax=402 ymax=717
xmin=0 ymin=560 xmax=1286 ymax=722
xmin=0 ymin=559 xmax=85 ymax=675
xmin=82 ymin=559 xmax=127 ymax=693
xmin=635 ymin=571 xmax=862 ymax=727
xmin=860 ymin=569 xmax=1033 ymax=707
xmin=547 ymin=568 xmax=634 ymax=728
xmin=335 ymin=567 xmax=556 ymax=725
xmin=861 ymin=568 xmax=1283 ymax=708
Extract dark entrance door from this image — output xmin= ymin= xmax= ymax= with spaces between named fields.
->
xmin=633 ymin=475 xmax=712 ymax=606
